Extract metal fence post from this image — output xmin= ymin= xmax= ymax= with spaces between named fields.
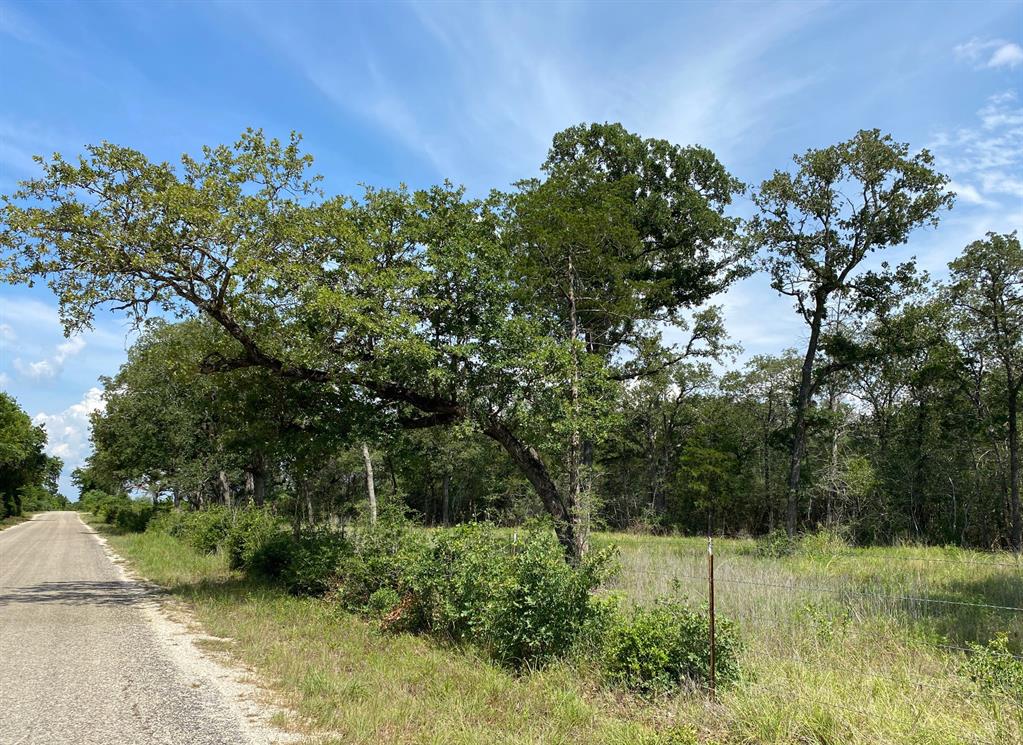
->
xmin=708 ymin=534 xmax=716 ymax=701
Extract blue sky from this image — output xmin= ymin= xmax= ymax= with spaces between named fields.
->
xmin=1 ymin=0 xmax=1021 ymax=498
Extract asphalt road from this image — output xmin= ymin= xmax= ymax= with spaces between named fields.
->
xmin=0 ymin=512 xmax=260 ymax=745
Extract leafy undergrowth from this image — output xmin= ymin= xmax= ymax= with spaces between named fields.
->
xmin=107 ymin=525 xmax=1022 ymax=744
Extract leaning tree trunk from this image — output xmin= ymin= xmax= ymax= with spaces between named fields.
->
xmin=361 ymin=443 xmax=377 ymax=525
xmin=483 ymin=417 xmax=586 ymax=562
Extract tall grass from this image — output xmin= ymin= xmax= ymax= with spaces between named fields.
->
xmin=604 ymin=532 xmax=1023 ymax=744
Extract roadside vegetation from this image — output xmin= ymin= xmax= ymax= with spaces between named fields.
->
xmin=96 ymin=506 xmax=1022 ymax=744
xmin=0 ymin=392 xmax=66 ymax=519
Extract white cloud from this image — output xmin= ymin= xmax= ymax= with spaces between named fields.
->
xmin=13 ymin=336 xmax=86 ymax=381
xmin=0 ymin=323 xmax=14 ymax=341
xmin=954 ymin=38 xmax=1023 ymax=70
xmin=0 ymin=372 xmax=9 ymax=388
xmin=235 ymin=2 xmax=823 ymax=184
xmin=947 ymin=180 xmax=990 ymax=206
xmin=32 ymin=386 xmax=105 ymax=472
xmin=989 ymin=42 xmax=1023 ymax=69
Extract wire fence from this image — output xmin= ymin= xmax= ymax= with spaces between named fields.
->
xmin=606 ymin=536 xmax=1023 ymax=738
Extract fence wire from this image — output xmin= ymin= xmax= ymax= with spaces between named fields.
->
xmin=608 ymin=542 xmax=1023 ymax=739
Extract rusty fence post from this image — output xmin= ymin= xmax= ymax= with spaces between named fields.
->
xmin=708 ymin=534 xmax=716 ymax=701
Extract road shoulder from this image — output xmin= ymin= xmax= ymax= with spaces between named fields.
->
xmin=81 ymin=516 xmax=302 ymax=745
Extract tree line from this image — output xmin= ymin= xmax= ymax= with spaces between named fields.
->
xmin=0 ymin=392 xmax=65 ymax=517
xmin=1 ymin=124 xmax=1019 ymax=558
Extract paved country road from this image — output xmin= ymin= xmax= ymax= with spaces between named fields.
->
xmin=0 ymin=512 xmax=280 ymax=745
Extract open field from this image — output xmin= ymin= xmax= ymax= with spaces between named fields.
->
xmin=98 ymin=520 xmax=1023 ymax=745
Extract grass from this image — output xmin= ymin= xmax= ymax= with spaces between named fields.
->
xmin=0 ymin=512 xmax=34 ymax=531
xmin=102 ymin=519 xmax=1023 ymax=744
xmin=602 ymin=532 xmax=1023 ymax=744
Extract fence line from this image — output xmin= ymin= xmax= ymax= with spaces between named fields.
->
xmin=615 ymin=567 xmax=1023 ymax=613
xmin=641 ymin=548 xmax=1023 ymax=570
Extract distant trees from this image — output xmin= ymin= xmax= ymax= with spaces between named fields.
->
xmin=0 ymin=392 xmax=63 ymax=516
xmin=947 ymin=233 xmax=1022 ymax=549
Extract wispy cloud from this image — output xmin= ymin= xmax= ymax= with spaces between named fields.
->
xmin=954 ymin=38 xmax=1023 ymax=70
xmin=13 ymin=336 xmax=86 ymax=381
xmin=235 ymin=1 xmax=825 ymax=185
xmin=932 ymin=91 xmax=1023 ymax=203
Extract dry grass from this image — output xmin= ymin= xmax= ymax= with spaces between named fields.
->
xmin=0 ymin=512 xmax=34 ymax=531
xmin=106 ymin=524 xmax=1023 ymax=744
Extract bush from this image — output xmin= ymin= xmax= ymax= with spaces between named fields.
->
xmin=396 ymin=522 xmax=507 ymax=636
xmin=148 ymin=506 xmax=348 ymax=596
xmin=80 ymin=489 xmax=155 ymax=532
xmin=178 ymin=507 xmax=233 ymax=554
xmin=388 ymin=523 xmax=617 ymax=669
xmin=752 ymin=527 xmax=849 ymax=559
xmin=601 ymin=594 xmax=741 ymax=692
xmin=334 ymin=513 xmax=427 ymax=609
xmin=220 ymin=508 xmax=288 ymax=571
xmin=368 ymin=586 xmax=401 ymax=617
xmin=482 ymin=529 xmax=616 ymax=668
xmin=280 ymin=529 xmax=350 ymax=595
xmin=751 ymin=528 xmax=795 ymax=558
xmin=960 ymin=634 xmax=1023 ymax=702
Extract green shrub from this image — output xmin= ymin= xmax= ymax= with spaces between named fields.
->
xmin=147 ymin=508 xmax=189 ymax=538
xmin=388 ymin=523 xmax=616 ymax=669
xmin=367 ymin=587 xmax=401 ymax=617
xmin=960 ymin=634 xmax=1023 ymax=702
xmin=178 ymin=507 xmax=232 ymax=554
xmin=752 ymin=528 xmax=795 ymax=558
xmin=80 ymin=490 xmax=154 ymax=532
xmin=220 ymin=508 xmax=287 ymax=570
xmin=280 ymin=529 xmax=350 ymax=595
xmin=752 ymin=527 xmax=849 ymax=559
xmin=397 ymin=522 xmax=507 ymax=637
xmin=601 ymin=594 xmax=741 ymax=692
xmin=112 ymin=501 xmax=155 ymax=532
xmin=334 ymin=513 xmax=427 ymax=609
xmin=797 ymin=527 xmax=850 ymax=557
xmin=482 ymin=529 xmax=617 ymax=668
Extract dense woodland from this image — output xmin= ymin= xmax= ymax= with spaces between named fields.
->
xmin=2 ymin=124 xmax=1020 ymax=556
xmin=0 ymin=392 xmax=65 ymax=518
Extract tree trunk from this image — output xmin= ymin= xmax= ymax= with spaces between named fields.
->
xmin=826 ymin=386 xmax=840 ymax=528
xmin=218 ymin=470 xmax=232 ymax=507
xmin=245 ymin=455 xmax=266 ymax=507
xmin=1009 ymin=383 xmax=1021 ymax=552
xmin=787 ymin=299 xmax=825 ymax=537
xmin=252 ymin=461 xmax=266 ymax=507
xmin=483 ymin=417 xmax=586 ymax=562
xmin=361 ymin=443 xmax=377 ymax=525
xmin=565 ymin=249 xmax=586 ymax=555
xmin=442 ymin=472 xmax=451 ymax=526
